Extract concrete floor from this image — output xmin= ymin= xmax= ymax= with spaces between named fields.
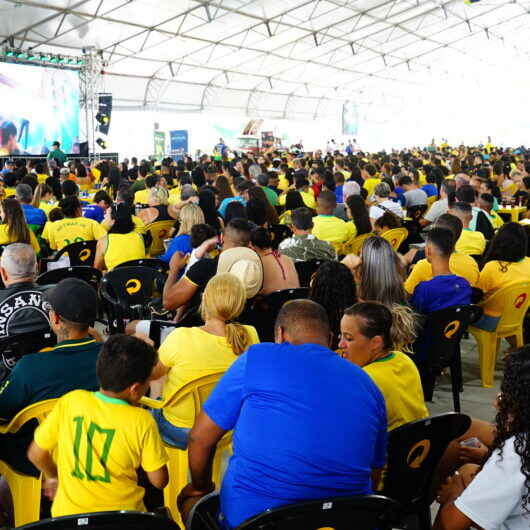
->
xmin=426 ymin=335 xmax=502 ymax=422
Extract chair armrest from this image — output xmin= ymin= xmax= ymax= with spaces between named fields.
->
xmin=139 ymin=396 xmax=164 ymax=409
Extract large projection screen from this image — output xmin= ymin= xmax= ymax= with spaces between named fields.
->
xmin=0 ymin=62 xmax=80 ymax=156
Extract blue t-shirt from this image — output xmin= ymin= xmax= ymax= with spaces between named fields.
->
xmin=21 ymin=204 xmax=46 ymax=227
xmin=160 ymin=233 xmax=192 ymax=264
xmin=422 ymin=184 xmax=438 ymax=198
xmin=82 ymin=204 xmax=105 ymax=223
xmin=335 ymin=185 xmax=344 ymax=204
xmin=394 ymin=186 xmax=405 ymax=206
xmin=203 ymin=342 xmax=388 ymax=529
xmin=410 ymin=274 xmax=472 ymax=314
xmin=218 ymin=196 xmax=246 ymax=218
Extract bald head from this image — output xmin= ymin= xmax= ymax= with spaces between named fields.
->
xmin=275 ymin=299 xmax=331 ymax=346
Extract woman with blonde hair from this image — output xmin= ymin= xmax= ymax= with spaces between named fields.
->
xmin=151 ymin=273 xmax=259 ymax=447
xmin=160 ymin=203 xmax=205 ymax=264
xmin=32 ymin=183 xmax=55 ymax=217
xmin=138 ymin=186 xmax=178 ymax=224
xmin=0 ymin=198 xmax=40 ymax=253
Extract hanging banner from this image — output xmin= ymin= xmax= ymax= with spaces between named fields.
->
xmin=153 ymin=131 xmax=166 ymax=161
xmin=170 ymin=130 xmax=188 ymax=160
xmin=342 ymin=101 xmax=359 ymax=135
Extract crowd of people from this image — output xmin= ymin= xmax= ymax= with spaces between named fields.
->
xmin=0 ymin=140 xmax=529 ymax=529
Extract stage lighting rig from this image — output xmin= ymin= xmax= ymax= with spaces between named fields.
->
xmin=96 ymin=112 xmax=110 ymax=126
xmin=1 ymin=48 xmax=85 ymax=68
xmin=96 ymin=138 xmax=108 ymax=150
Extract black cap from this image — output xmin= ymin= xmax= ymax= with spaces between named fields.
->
xmin=45 ymin=278 xmax=97 ymax=324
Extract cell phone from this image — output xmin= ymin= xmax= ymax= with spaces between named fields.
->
xmin=459 ymin=437 xmax=481 ymax=448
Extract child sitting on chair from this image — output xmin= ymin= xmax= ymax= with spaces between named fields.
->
xmin=27 ymin=334 xmax=169 ymax=517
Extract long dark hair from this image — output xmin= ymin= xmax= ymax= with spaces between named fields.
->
xmin=346 ymin=194 xmax=372 ymax=235
xmin=199 ymin=190 xmax=221 ymax=231
xmin=215 ymin=175 xmax=234 ymax=203
xmin=285 ymin=190 xmax=306 ymax=211
xmin=482 ymin=222 xmax=527 ymax=268
xmin=491 ymin=346 xmax=530 ymax=512
xmin=1 ymin=198 xmax=31 ymax=244
xmin=249 ymin=186 xmax=278 ymax=225
xmin=109 ymin=203 xmax=135 ymax=234
xmin=310 ymin=261 xmax=356 ymax=348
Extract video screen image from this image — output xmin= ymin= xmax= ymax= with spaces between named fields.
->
xmin=0 ymin=62 xmax=80 ymax=156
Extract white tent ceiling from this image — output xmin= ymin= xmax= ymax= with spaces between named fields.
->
xmin=1 ymin=0 xmax=530 ymax=119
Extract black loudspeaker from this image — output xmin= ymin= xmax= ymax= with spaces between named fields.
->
xmin=79 ymin=141 xmax=88 ymax=157
xmin=96 ymin=93 xmax=112 ymax=135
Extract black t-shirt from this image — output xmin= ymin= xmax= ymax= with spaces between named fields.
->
xmin=185 ymin=257 xmax=219 ymax=308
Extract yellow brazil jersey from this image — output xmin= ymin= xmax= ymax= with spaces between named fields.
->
xmin=455 ymin=229 xmax=486 ymax=256
xmin=417 ymin=170 xmax=427 ymax=187
xmin=91 ymin=167 xmax=101 ymax=181
xmin=312 ymin=215 xmax=356 ymax=247
xmin=34 ymin=390 xmax=168 ymax=518
xmin=37 ymin=174 xmax=49 ymax=185
xmin=0 ymin=225 xmax=40 ymax=253
xmin=279 ymin=190 xmax=316 ymax=209
xmin=363 ymin=351 xmax=429 ymax=432
xmin=4 ymin=187 xmax=16 ymax=198
xmin=405 ymin=253 xmax=479 ymax=294
xmin=363 ymin=178 xmax=381 ymax=199
xmin=39 ymin=201 xmax=55 ymax=218
xmin=43 ymin=217 xmax=107 ymax=250
xmin=168 ymin=187 xmax=181 ymax=205
xmin=134 ymin=189 xmax=149 ymax=205
xmin=104 ymin=232 xmax=146 ymax=270
xmin=158 ymin=326 xmax=259 ymax=428
xmin=477 ymin=258 xmax=530 ymax=300
xmin=278 ymin=174 xmax=290 ymax=192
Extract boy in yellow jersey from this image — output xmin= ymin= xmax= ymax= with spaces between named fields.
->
xmin=28 ymin=334 xmax=169 ymax=517
xmin=405 ymin=213 xmax=479 ymax=294
xmin=312 ymin=191 xmax=355 ymax=250
xmin=449 ymin=202 xmax=486 ymax=256
xmin=42 ymin=196 xmax=107 ymax=251
xmin=134 ymin=174 xmax=160 ymax=205
xmin=361 ymin=164 xmax=381 ymax=199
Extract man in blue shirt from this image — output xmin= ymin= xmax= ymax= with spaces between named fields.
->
xmin=218 ymin=180 xmax=252 ymax=218
xmin=82 ymin=190 xmax=112 ymax=223
xmin=1 ymin=159 xmax=14 ymax=176
xmin=16 ymin=183 xmax=46 ymax=228
xmin=178 ymin=299 xmax=388 ymax=529
xmin=410 ymin=226 xmax=471 ymax=314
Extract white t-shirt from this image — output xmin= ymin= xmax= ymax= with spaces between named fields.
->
xmin=455 ymin=437 xmax=530 ymax=530
xmin=424 ymin=198 xmax=448 ymax=223
xmin=369 ymin=200 xmax=404 ymax=220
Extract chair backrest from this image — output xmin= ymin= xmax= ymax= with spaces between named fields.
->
xmin=383 ymin=413 xmax=471 ymax=513
xmin=481 ymin=282 xmax=530 ymax=333
xmin=149 ymin=320 xmax=180 ymax=349
xmin=18 ymin=511 xmax=179 ymax=530
xmin=55 ymin=240 xmax=98 ymax=267
xmin=243 ymin=288 xmax=309 ymax=342
xmin=101 ymin=266 xmax=164 ymax=307
xmin=0 ymin=329 xmax=56 ymax=383
xmin=146 ymin=220 xmax=175 ymax=256
xmin=381 ymin=227 xmax=408 ymax=251
xmin=342 ymin=232 xmax=372 ymax=255
xmin=37 ymin=266 xmax=102 ymax=293
xmin=419 ymin=304 xmax=483 ymax=372
xmin=294 ymin=259 xmax=328 ymax=287
xmin=160 ymin=371 xmax=226 ymax=412
xmin=116 ymin=258 xmax=169 ymax=274
xmin=236 ymin=495 xmax=402 ymax=530
xmin=269 ymin=224 xmax=293 ymax=250
xmin=0 ymin=398 xmax=58 ymax=435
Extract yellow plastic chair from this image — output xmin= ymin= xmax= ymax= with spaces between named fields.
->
xmin=0 ymin=398 xmax=57 ymax=527
xmin=469 ymin=282 xmax=530 ymax=387
xmin=342 ymin=232 xmax=373 ymax=255
xmin=145 ymin=220 xmax=176 ymax=256
xmin=381 ymin=227 xmax=408 ymax=251
xmin=140 ymin=372 xmax=231 ymax=524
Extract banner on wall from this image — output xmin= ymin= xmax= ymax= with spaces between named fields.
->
xmin=170 ymin=130 xmax=188 ymax=160
xmin=342 ymin=101 xmax=359 ymax=136
xmin=153 ymin=131 xmax=166 ymax=161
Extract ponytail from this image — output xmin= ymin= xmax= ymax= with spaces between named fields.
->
xmin=389 ymin=304 xmax=417 ymax=354
xmin=225 ymin=322 xmax=252 ymax=356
